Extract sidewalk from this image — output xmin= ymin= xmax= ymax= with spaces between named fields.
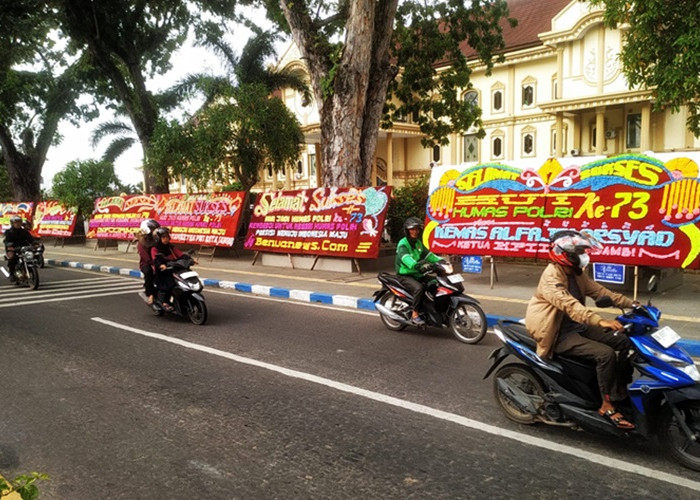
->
xmin=41 ymin=240 xmax=700 ymax=355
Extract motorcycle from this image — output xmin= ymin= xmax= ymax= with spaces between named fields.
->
xmin=139 ymin=254 xmax=207 ymax=325
xmin=1 ymin=245 xmax=40 ymax=290
xmin=373 ymin=260 xmax=488 ymax=344
xmin=484 ymin=277 xmax=700 ymax=471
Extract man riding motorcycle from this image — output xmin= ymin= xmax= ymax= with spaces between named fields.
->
xmin=525 ymin=229 xmax=637 ymax=429
xmin=394 ymin=216 xmax=443 ymax=325
xmin=4 ymin=215 xmax=35 ymax=283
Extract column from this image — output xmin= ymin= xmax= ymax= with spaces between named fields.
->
xmin=314 ymin=143 xmax=322 ymax=187
xmin=386 ymin=132 xmax=393 ymax=185
xmin=555 ymin=112 xmax=564 ymax=158
xmin=596 ymin=107 xmax=606 ymax=156
xmin=640 ymin=102 xmax=651 ymax=152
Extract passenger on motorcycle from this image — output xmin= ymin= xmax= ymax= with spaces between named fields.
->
xmin=525 ymin=229 xmax=637 ymax=429
xmin=395 ymin=216 xmax=443 ymax=325
xmin=137 ymin=218 xmax=160 ymax=305
xmin=151 ymin=227 xmax=197 ymax=312
xmin=4 ymin=215 xmax=35 ymax=283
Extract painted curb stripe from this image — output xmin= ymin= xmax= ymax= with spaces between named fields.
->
xmin=47 ymin=259 xmax=700 ymax=355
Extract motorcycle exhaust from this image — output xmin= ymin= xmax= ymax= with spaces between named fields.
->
xmin=375 ymin=302 xmax=406 ymax=322
xmin=0 ymin=266 xmax=9 ymax=278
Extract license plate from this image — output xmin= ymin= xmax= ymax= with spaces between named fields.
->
xmin=651 ymin=326 xmax=681 ymax=348
xmin=448 ymin=273 xmax=464 ymax=283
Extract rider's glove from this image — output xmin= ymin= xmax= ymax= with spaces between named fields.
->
xmin=419 ymin=262 xmax=435 ymax=273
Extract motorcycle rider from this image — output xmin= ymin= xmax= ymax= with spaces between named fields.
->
xmin=151 ymin=227 xmax=196 ymax=312
xmin=4 ymin=215 xmax=35 ymax=283
xmin=137 ymin=218 xmax=160 ymax=305
xmin=525 ymin=229 xmax=637 ymax=430
xmin=395 ymin=216 xmax=443 ymax=325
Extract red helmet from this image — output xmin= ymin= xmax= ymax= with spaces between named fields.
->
xmin=548 ymin=230 xmax=601 ymax=268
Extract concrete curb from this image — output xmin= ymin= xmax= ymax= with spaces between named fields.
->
xmin=47 ymin=258 xmax=700 ymax=357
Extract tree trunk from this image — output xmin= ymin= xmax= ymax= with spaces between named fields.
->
xmin=2 ymin=153 xmax=41 ymax=202
xmin=282 ymin=0 xmax=399 ymax=188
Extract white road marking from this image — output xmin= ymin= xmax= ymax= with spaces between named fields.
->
xmin=92 ymin=316 xmax=700 ymax=492
xmin=0 ymin=289 xmax=140 ymax=308
xmin=0 ymin=283 xmax=140 ymax=302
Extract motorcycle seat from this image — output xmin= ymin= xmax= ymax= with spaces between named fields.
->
xmin=378 ymin=272 xmax=404 ymax=288
xmin=499 ymin=320 xmax=596 ymax=369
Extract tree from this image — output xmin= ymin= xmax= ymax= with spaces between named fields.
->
xmin=51 ymin=159 xmax=128 ymax=219
xmin=0 ymin=1 xmax=90 ymax=202
xmin=56 ymin=0 xmax=238 ymax=194
xmin=247 ymin=0 xmax=514 ymax=187
xmin=148 ymin=83 xmax=304 ymax=192
xmin=590 ymin=0 xmax=700 ymax=135
xmin=148 ymin=30 xmax=308 ymax=192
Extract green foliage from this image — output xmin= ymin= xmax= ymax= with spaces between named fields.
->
xmin=50 ymin=159 xmax=127 ymax=218
xmin=386 ymin=0 xmax=514 ymax=148
xmin=386 ymin=175 xmax=429 ymax=243
xmin=148 ymin=84 xmax=304 ymax=192
xmin=590 ymin=0 xmax=700 ymax=135
xmin=0 ymin=472 xmax=49 ymax=500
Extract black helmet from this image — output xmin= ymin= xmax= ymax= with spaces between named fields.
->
xmin=154 ymin=227 xmax=170 ymax=240
xmin=404 ymin=217 xmax=423 ymax=238
xmin=9 ymin=215 xmax=21 ymax=224
xmin=140 ymin=218 xmax=160 ymax=235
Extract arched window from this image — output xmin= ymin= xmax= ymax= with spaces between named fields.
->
xmin=432 ymin=144 xmax=441 ymax=163
xmin=463 ymin=90 xmax=478 ymax=109
xmin=492 ymin=137 xmax=503 ymax=159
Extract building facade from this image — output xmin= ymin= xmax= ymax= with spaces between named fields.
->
xmin=259 ymin=0 xmax=700 ymax=191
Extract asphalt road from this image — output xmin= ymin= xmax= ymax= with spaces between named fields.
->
xmin=1 ymin=266 xmax=700 ymax=499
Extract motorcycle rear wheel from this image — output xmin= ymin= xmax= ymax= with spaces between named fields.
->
xmin=378 ymin=294 xmax=408 ymax=331
xmin=186 ymin=297 xmax=208 ymax=325
xmin=449 ymin=303 xmax=487 ymax=344
xmin=659 ymin=401 xmax=700 ymax=472
xmin=493 ymin=363 xmax=545 ymax=425
xmin=27 ymin=267 xmax=39 ymax=290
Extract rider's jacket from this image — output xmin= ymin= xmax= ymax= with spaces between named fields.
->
xmin=395 ymin=236 xmax=441 ymax=279
xmin=525 ymin=262 xmax=633 ymax=359
xmin=3 ymin=227 xmax=34 ymax=249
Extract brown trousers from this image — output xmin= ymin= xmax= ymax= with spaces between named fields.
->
xmin=554 ymin=325 xmax=632 ymax=401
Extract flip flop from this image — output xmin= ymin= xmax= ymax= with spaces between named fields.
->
xmin=599 ymin=408 xmax=635 ymax=430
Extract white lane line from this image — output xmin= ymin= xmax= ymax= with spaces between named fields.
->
xmin=0 ymin=289 xmax=140 ymax=308
xmin=0 ymin=284 xmax=140 ymax=302
xmin=92 ymin=316 xmax=700 ymax=492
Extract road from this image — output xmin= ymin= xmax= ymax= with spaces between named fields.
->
xmin=1 ymin=266 xmax=699 ymax=499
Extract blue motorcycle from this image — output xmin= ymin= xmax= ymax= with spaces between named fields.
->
xmin=484 ymin=278 xmax=700 ymax=471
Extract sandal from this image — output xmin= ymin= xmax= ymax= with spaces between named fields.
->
xmin=599 ymin=408 xmax=635 ymax=430
xmin=160 ymin=302 xmax=174 ymax=313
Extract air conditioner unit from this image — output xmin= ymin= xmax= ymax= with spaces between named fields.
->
xmin=570 ymin=149 xmax=580 ymax=156
xmin=605 ymin=129 xmax=617 ymax=139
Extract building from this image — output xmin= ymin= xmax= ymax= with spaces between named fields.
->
xmin=259 ymin=0 xmax=700 ymax=191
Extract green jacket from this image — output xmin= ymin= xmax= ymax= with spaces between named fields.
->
xmin=395 ymin=236 xmax=441 ymax=278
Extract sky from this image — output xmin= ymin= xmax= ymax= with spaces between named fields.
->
xmin=40 ymin=8 xmax=278 ymax=192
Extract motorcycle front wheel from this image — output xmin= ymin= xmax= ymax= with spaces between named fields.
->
xmin=659 ymin=401 xmax=700 ymax=472
xmin=493 ymin=363 xmax=545 ymax=425
xmin=186 ymin=296 xmax=208 ymax=325
xmin=27 ymin=267 xmax=39 ymax=290
xmin=449 ymin=303 xmax=487 ymax=344
xmin=378 ymin=294 xmax=408 ymax=331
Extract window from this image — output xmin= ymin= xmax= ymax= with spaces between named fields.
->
xmin=492 ymin=90 xmax=503 ymax=112
xmin=492 ymin=137 xmax=503 ymax=159
xmin=522 ymin=85 xmax=534 ymax=107
xmin=266 ymin=164 xmax=273 ymax=178
xmin=463 ymin=134 xmax=478 ymax=163
xmin=411 ymin=109 xmax=420 ymax=123
xmin=464 ymin=90 xmax=478 ymax=109
xmin=309 ymin=153 xmax=316 ymax=177
xmin=523 ymin=133 xmax=534 ymax=156
xmin=626 ymin=113 xmax=641 ymax=149
xmin=432 ymin=144 xmax=441 ymax=163
xmin=295 ymin=160 xmax=304 ymax=179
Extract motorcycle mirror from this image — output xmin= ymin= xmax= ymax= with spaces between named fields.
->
xmin=647 ymin=275 xmax=658 ymax=293
xmin=595 ymin=296 xmax=614 ymax=308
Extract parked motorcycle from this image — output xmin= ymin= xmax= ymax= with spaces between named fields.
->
xmin=484 ymin=277 xmax=700 ymax=471
xmin=139 ymin=254 xmax=207 ymax=325
xmin=373 ymin=260 xmax=487 ymax=344
xmin=1 ymin=245 xmax=40 ymax=289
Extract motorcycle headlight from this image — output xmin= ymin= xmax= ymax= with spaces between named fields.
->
xmin=24 ymin=251 xmax=34 ymax=260
xmin=642 ymin=344 xmax=700 ymax=382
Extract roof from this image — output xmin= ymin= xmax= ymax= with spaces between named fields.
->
xmin=460 ymin=0 xmax=572 ymax=58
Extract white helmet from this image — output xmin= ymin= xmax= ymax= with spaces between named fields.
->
xmin=139 ymin=218 xmax=160 ymax=235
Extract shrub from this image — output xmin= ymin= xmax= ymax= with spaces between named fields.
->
xmin=386 ymin=175 xmax=429 ymax=244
